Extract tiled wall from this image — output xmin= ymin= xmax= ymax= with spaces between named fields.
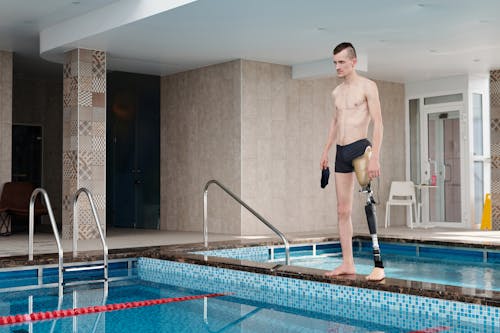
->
xmin=138 ymin=258 xmax=499 ymax=330
xmin=161 ymin=59 xmax=405 ymax=235
xmin=161 ymin=60 xmax=242 ymax=233
xmin=0 ymin=51 xmax=12 ymax=191
xmin=62 ymin=49 xmax=106 ymax=239
xmin=491 ymin=70 xmax=500 ymax=230
xmin=240 ymin=60 xmax=405 ymax=234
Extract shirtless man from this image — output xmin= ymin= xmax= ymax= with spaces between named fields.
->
xmin=320 ymin=42 xmax=385 ymax=281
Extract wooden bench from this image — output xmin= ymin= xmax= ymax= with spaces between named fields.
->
xmin=0 ymin=182 xmax=48 ymax=235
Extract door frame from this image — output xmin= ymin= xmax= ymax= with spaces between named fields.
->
xmin=420 ymin=103 xmax=465 ymax=227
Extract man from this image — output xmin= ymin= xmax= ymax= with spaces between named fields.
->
xmin=320 ymin=42 xmax=385 ymax=281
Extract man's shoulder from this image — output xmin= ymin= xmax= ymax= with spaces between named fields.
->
xmin=359 ymin=75 xmax=376 ymax=87
xmin=332 ymin=82 xmax=345 ymax=95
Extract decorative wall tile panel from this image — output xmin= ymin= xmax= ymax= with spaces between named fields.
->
xmin=92 ymin=136 xmax=106 ymax=151
xmin=63 ymin=48 xmax=106 ymax=239
xmin=80 ymin=62 xmax=93 ymax=77
xmin=93 ymin=151 xmax=105 ymax=166
xmin=490 ymin=70 xmax=500 ymax=230
xmin=492 ymin=118 xmax=500 ymax=131
xmin=79 ymin=121 xmax=92 ymax=136
xmin=62 ymin=151 xmax=77 ymax=180
xmin=93 ymin=122 xmax=105 ymax=137
xmin=63 ymin=63 xmax=71 ymax=79
xmin=491 ymin=70 xmax=500 ymax=83
xmin=492 ymin=156 xmax=500 ymax=169
xmin=79 ymin=76 xmax=92 ymax=91
xmin=93 ymin=194 xmax=106 ymax=210
xmin=79 ymin=90 xmax=92 ymax=107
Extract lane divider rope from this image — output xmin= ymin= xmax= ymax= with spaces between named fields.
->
xmin=408 ymin=326 xmax=450 ymax=333
xmin=0 ymin=292 xmax=228 ymax=326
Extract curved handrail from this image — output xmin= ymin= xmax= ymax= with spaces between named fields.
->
xmin=72 ymin=187 xmax=108 ymax=286
xmin=203 ymin=180 xmax=290 ymax=265
xmin=28 ymin=188 xmax=63 ymax=287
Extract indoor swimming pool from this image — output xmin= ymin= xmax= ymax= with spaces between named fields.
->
xmin=196 ymin=240 xmax=500 ymax=291
xmin=0 ymin=257 xmax=497 ymax=332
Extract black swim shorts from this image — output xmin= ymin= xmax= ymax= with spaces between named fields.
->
xmin=335 ymin=138 xmax=371 ymax=173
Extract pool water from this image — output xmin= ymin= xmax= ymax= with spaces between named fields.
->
xmin=199 ymin=241 xmax=500 ymax=291
xmin=0 ymin=278 xmax=493 ymax=333
xmin=293 ymin=251 xmax=500 ymax=291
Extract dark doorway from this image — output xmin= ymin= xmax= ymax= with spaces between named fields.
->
xmin=107 ymin=72 xmax=160 ymax=229
xmin=12 ymin=124 xmax=42 ymax=186
xmin=11 ymin=124 xmax=43 ymax=232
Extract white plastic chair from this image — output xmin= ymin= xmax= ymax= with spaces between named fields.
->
xmin=385 ymin=181 xmax=419 ymax=229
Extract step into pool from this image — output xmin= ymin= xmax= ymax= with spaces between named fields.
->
xmin=195 ymin=240 xmax=500 ymax=291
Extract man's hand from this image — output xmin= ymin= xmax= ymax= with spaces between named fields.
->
xmin=367 ymin=157 xmax=380 ymax=179
xmin=320 ymin=151 xmax=329 ymax=170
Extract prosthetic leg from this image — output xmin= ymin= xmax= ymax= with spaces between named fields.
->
xmin=353 ymin=147 xmax=384 ymax=273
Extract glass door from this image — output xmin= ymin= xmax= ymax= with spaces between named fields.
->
xmin=421 ymin=108 xmax=463 ymax=225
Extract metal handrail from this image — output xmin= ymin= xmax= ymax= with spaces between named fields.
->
xmin=29 ymin=188 xmax=63 ymax=289
xmin=203 ymin=180 xmax=290 ymax=265
xmin=72 ymin=187 xmax=108 ymax=288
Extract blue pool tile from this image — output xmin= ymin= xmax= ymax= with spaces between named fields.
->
xmin=137 ymin=258 xmax=499 ymax=330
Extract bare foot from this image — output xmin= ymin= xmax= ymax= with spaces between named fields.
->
xmin=366 ymin=267 xmax=385 ymax=281
xmin=325 ymin=263 xmax=356 ymax=277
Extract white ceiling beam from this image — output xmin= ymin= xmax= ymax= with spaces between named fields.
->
xmin=40 ymin=0 xmax=197 ymax=54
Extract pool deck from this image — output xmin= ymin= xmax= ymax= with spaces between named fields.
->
xmin=0 ymin=226 xmax=498 ymax=257
xmin=0 ymin=226 xmax=499 ymax=307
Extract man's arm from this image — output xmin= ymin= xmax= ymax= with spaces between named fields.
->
xmin=320 ymin=93 xmax=337 ymax=169
xmin=366 ymin=80 xmax=383 ymax=178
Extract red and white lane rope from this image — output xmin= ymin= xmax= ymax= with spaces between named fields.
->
xmin=0 ymin=292 xmax=228 ymax=326
xmin=408 ymin=326 xmax=450 ymax=333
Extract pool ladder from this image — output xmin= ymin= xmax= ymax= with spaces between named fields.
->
xmin=203 ymin=180 xmax=290 ymax=265
xmin=28 ymin=187 xmax=109 ymax=294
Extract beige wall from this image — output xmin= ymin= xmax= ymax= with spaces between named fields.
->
xmin=0 ymin=51 xmax=12 ymax=191
xmin=161 ymin=59 xmax=406 ymax=235
xmin=240 ymin=60 xmax=405 ymax=235
xmin=161 ymin=60 xmax=242 ymax=233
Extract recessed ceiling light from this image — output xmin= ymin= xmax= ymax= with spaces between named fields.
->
xmin=479 ymin=19 xmax=489 ymax=24
xmin=317 ymin=27 xmax=327 ymax=31
xmin=473 ymin=59 xmax=480 ymax=63
xmin=429 ymin=49 xmax=438 ymax=53
xmin=379 ymin=40 xmax=387 ymax=43
xmin=72 ymin=1 xmax=80 ymax=4
xmin=417 ymin=3 xmax=426 ymax=7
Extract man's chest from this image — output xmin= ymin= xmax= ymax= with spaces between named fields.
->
xmin=335 ymin=89 xmax=367 ymax=110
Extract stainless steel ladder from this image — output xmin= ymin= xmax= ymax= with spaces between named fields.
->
xmin=29 ymin=188 xmax=64 ymax=295
xmin=69 ymin=187 xmax=108 ymax=293
xmin=203 ymin=180 xmax=290 ymax=265
xmin=28 ymin=187 xmax=109 ymax=294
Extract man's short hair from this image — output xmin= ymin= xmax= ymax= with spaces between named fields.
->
xmin=333 ymin=42 xmax=357 ymax=59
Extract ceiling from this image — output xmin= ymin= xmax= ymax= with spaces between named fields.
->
xmin=1 ymin=0 xmax=500 ymax=83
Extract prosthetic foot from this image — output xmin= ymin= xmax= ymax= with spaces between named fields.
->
xmin=353 ymin=147 xmax=385 ymax=281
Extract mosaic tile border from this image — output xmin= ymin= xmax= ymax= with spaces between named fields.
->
xmin=195 ymin=245 xmax=270 ymax=262
xmin=138 ymin=258 xmax=499 ymax=330
xmin=197 ymin=241 xmax=499 ymax=264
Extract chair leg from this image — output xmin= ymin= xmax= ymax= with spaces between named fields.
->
xmin=385 ymin=203 xmax=390 ymax=228
xmin=408 ymin=204 xmax=413 ymax=229
xmin=417 ymin=203 xmax=422 ymax=225
xmin=414 ymin=203 xmax=419 ymax=227
xmin=0 ymin=213 xmax=11 ymax=236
